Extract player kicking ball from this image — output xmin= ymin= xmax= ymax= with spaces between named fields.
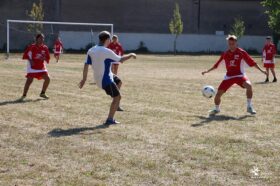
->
xmin=79 ymin=31 xmax=136 ymax=125
xmin=20 ymin=33 xmax=51 ymax=100
xmin=202 ymin=35 xmax=267 ymax=115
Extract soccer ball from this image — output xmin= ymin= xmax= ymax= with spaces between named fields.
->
xmin=202 ymin=85 xmax=216 ymax=98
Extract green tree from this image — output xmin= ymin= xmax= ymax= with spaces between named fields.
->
xmin=261 ymin=0 xmax=280 ymax=48
xmin=169 ymin=3 xmax=183 ymax=55
xmin=230 ymin=16 xmax=245 ymax=39
xmin=27 ymin=0 xmax=44 ymax=33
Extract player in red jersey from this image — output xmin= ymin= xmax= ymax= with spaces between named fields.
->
xmin=263 ymin=36 xmax=277 ymax=82
xmin=107 ymin=35 xmax=125 ymax=111
xmin=20 ymin=33 xmax=51 ymax=100
xmin=53 ymin=37 xmax=63 ymax=63
xmin=108 ymin=35 xmax=124 ymax=75
xmin=202 ymin=35 xmax=267 ymax=115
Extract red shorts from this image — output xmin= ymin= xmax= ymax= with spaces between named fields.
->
xmin=218 ymin=77 xmax=249 ymax=92
xmin=26 ymin=72 xmax=48 ymax=80
xmin=264 ymin=63 xmax=275 ymax=68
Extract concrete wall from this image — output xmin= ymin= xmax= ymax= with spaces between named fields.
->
xmin=60 ymin=31 xmax=267 ymax=53
xmin=0 ymin=0 xmax=271 ymax=51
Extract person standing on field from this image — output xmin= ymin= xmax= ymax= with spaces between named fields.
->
xmin=108 ymin=35 xmax=124 ymax=75
xmin=202 ymin=35 xmax=267 ymax=115
xmin=20 ymin=33 xmax=51 ymax=100
xmin=53 ymin=37 xmax=63 ymax=63
xmin=79 ymin=31 xmax=136 ymax=125
xmin=263 ymin=36 xmax=277 ymax=83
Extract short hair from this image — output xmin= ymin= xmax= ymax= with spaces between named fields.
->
xmin=112 ymin=35 xmax=118 ymax=39
xmin=226 ymin=35 xmax=237 ymax=41
xmin=36 ymin=33 xmax=45 ymax=40
xmin=98 ymin=31 xmax=111 ymax=43
xmin=266 ymin=36 xmax=272 ymax=40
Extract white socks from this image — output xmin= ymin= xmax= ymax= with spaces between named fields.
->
xmin=215 ymin=105 xmax=220 ymax=111
xmin=247 ymin=99 xmax=252 ymax=107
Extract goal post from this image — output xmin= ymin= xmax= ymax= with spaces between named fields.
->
xmin=6 ymin=19 xmax=114 ymax=57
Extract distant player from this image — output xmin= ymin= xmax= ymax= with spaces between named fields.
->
xmin=202 ymin=35 xmax=267 ymax=115
xmin=263 ymin=36 xmax=277 ymax=82
xmin=21 ymin=33 xmax=51 ymax=100
xmin=53 ymin=37 xmax=63 ymax=63
xmin=79 ymin=31 xmax=136 ymax=125
xmin=108 ymin=35 xmax=124 ymax=75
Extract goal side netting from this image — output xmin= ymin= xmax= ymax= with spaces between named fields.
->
xmin=6 ymin=20 xmax=114 ymax=58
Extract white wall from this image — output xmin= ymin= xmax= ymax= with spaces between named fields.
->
xmin=60 ymin=31 xmax=268 ymax=53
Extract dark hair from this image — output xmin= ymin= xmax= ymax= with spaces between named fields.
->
xmin=36 ymin=33 xmax=45 ymax=40
xmin=98 ymin=31 xmax=111 ymax=43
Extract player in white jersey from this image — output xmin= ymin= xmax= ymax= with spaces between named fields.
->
xmin=79 ymin=31 xmax=136 ymax=125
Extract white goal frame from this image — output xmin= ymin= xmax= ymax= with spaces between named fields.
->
xmin=6 ymin=19 xmax=114 ymax=56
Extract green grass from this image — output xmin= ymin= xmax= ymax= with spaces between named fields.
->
xmin=0 ymin=54 xmax=279 ymax=185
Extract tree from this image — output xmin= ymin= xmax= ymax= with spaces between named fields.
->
xmin=169 ymin=3 xmax=183 ymax=55
xmin=261 ymin=0 xmax=280 ymax=48
xmin=26 ymin=0 xmax=44 ymax=33
xmin=230 ymin=16 xmax=245 ymax=39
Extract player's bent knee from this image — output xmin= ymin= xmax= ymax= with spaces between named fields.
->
xmin=113 ymin=95 xmax=121 ymax=101
xmin=45 ymin=76 xmax=50 ymax=82
xmin=216 ymin=90 xmax=225 ymax=97
xmin=245 ymin=83 xmax=252 ymax=90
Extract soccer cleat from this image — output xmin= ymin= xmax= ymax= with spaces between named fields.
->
xmin=265 ymin=78 xmax=269 ymax=83
xmin=208 ymin=108 xmax=220 ymax=116
xmin=272 ymin=78 xmax=277 ymax=83
xmin=117 ymin=106 xmax=124 ymax=112
xmin=247 ymin=106 xmax=256 ymax=115
xmin=104 ymin=119 xmax=120 ymax=125
xmin=40 ymin=93 xmax=49 ymax=99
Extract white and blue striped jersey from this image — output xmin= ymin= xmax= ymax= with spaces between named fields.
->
xmin=85 ymin=45 xmax=121 ymax=89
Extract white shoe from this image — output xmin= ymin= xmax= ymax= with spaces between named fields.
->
xmin=247 ymin=106 xmax=256 ymax=114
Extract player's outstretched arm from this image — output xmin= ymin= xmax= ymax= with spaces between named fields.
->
xmin=79 ymin=64 xmax=89 ymax=89
xmin=120 ymin=53 xmax=137 ymax=63
xmin=202 ymin=66 xmax=216 ymax=75
xmin=254 ymin=63 xmax=267 ymax=75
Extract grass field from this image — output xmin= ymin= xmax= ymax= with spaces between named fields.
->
xmin=0 ymin=54 xmax=279 ymax=186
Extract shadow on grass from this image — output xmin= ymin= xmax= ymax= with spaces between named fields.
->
xmin=254 ymin=81 xmax=270 ymax=85
xmin=0 ymin=98 xmax=45 ymax=106
xmin=48 ymin=124 xmax=109 ymax=137
xmin=191 ymin=114 xmax=254 ymax=127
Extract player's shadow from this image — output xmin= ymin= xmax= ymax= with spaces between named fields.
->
xmin=48 ymin=124 xmax=109 ymax=137
xmin=0 ymin=98 xmax=45 ymax=106
xmin=192 ymin=114 xmax=254 ymax=127
xmin=254 ymin=82 xmax=269 ymax=85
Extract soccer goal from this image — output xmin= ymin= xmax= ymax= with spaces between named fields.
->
xmin=6 ymin=19 xmax=114 ymax=58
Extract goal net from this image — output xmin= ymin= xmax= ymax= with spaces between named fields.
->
xmin=6 ymin=19 xmax=114 ymax=58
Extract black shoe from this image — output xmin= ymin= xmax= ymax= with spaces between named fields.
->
xmin=104 ymin=119 xmax=120 ymax=125
xmin=273 ymin=78 xmax=277 ymax=83
xmin=265 ymin=78 xmax=269 ymax=83
xmin=117 ymin=107 xmax=124 ymax=112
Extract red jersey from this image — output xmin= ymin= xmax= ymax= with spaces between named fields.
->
xmin=263 ymin=43 xmax=276 ymax=62
xmin=213 ymin=48 xmax=256 ymax=79
xmin=23 ymin=43 xmax=50 ymax=71
xmin=108 ymin=42 xmax=124 ymax=56
xmin=54 ymin=40 xmax=63 ymax=53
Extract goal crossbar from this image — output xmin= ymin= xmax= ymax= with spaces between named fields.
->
xmin=6 ymin=19 xmax=114 ymax=55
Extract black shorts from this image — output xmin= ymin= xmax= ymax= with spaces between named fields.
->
xmin=103 ymin=76 xmax=122 ymax=97
xmin=113 ymin=75 xmax=121 ymax=86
